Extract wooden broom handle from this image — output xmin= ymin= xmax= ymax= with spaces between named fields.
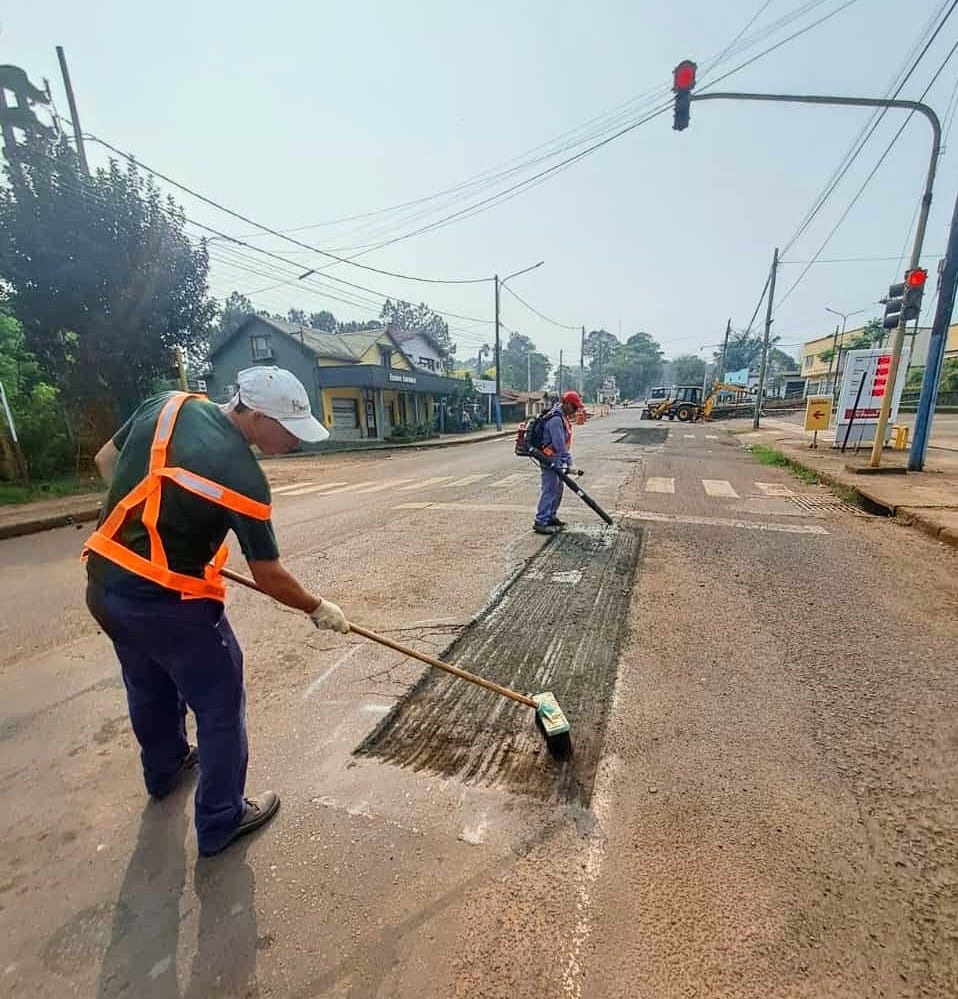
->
xmin=219 ymin=567 xmax=537 ymax=710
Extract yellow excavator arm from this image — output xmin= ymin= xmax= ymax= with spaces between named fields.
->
xmin=703 ymin=382 xmax=751 ymax=419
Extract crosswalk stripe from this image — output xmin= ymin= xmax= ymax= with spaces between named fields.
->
xmin=316 ymin=481 xmax=377 ymax=496
xmin=439 ymin=474 xmax=492 ymax=488
xmin=702 ymin=479 xmax=739 ymax=498
xmin=354 ymin=479 xmax=412 ymax=494
xmin=645 ymin=476 xmax=675 ymax=494
xmin=271 ymin=481 xmax=316 ymax=495
xmin=395 ymin=501 xmax=530 ymax=513
xmin=754 ymin=481 xmax=794 ymax=497
xmin=282 ymin=481 xmax=348 ymax=497
xmin=683 ymin=433 xmax=696 ymax=439
xmin=705 ymin=434 xmax=719 ymax=440
xmin=397 ymin=476 xmax=453 ymax=491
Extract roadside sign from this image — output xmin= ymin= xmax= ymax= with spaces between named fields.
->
xmin=834 ymin=347 xmax=910 ymax=448
xmin=473 ymin=379 xmax=496 ymax=395
xmin=804 ymin=396 xmax=831 ymax=432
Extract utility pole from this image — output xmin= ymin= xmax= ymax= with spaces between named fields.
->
xmin=493 ymin=275 xmax=502 ymax=431
xmin=910 ymin=181 xmax=958 ymax=470
xmin=753 ymin=247 xmax=779 ymax=431
xmin=580 ymin=326 xmax=585 ymax=394
xmin=55 ymin=47 xmax=89 ymax=175
xmin=0 ymin=380 xmax=30 ymax=485
xmin=174 ymin=347 xmax=189 ymax=391
xmin=558 ymin=350 xmax=564 ymax=395
xmin=527 ymin=351 xmax=532 ymax=392
xmin=719 ymin=317 xmax=731 ymax=381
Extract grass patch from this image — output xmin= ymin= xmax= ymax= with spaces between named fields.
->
xmin=749 ymin=444 xmax=820 ymax=485
xmin=0 ymin=476 xmax=103 ymax=506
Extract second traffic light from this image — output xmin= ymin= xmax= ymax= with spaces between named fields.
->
xmin=882 ymin=268 xmax=927 ymax=329
xmin=672 ymin=60 xmax=697 ymax=131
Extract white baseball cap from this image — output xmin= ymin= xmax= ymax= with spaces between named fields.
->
xmin=232 ymin=366 xmax=329 ymax=443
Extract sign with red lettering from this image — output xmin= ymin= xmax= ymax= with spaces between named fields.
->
xmin=835 ymin=347 xmax=910 ymax=448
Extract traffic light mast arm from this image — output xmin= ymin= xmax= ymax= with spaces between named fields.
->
xmin=690 ymin=89 xmax=941 ymax=466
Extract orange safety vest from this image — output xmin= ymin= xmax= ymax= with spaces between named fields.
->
xmin=84 ymin=392 xmax=271 ymax=602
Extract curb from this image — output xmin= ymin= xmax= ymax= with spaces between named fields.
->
xmin=745 ymin=441 xmax=958 ymax=550
xmin=0 ymin=503 xmax=101 ymax=541
xmin=267 ymin=429 xmax=515 ymax=460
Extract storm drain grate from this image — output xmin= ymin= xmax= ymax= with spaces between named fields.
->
xmin=787 ymin=492 xmax=871 ymax=517
xmin=356 ymin=523 xmax=643 ymax=805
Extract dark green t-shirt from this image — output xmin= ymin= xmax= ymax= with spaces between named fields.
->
xmin=87 ymin=393 xmax=279 ymax=594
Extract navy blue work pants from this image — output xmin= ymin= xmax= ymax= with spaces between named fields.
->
xmin=86 ymin=582 xmax=247 ymax=854
xmin=535 ymin=466 xmax=564 ymax=525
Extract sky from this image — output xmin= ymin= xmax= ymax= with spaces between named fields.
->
xmin=4 ymin=0 xmax=958 ymax=372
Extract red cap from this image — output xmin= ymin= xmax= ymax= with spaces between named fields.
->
xmin=561 ymin=390 xmax=585 ymax=411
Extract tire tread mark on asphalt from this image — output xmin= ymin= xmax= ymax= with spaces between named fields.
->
xmin=356 ymin=523 xmax=643 ymax=805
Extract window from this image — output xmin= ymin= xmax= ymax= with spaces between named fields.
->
xmin=251 ymin=334 xmax=272 ymax=360
xmin=380 ymin=346 xmax=393 ymax=368
xmin=804 ymin=356 xmax=813 ymax=369
xmin=418 ymin=355 xmax=436 ymax=371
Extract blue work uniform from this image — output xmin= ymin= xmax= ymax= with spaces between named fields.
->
xmin=534 ymin=406 xmax=573 ymax=527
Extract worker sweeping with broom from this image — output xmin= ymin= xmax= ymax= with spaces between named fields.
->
xmin=84 ymin=366 xmax=349 ymax=857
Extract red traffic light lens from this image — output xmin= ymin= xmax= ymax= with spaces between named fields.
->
xmin=906 ymin=268 xmax=927 ymax=287
xmin=673 ymin=60 xmax=697 ymax=91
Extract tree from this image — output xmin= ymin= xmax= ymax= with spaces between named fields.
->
xmin=582 ymin=329 xmax=619 ymax=398
xmin=287 ymin=308 xmax=308 ymax=326
xmin=0 ymin=138 xmax=215 ymax=418
xmin=672 ymin=354 xmax=707 ymax=385
xmin=606 ymin=331 xmax=664 ymax=398
xmin=499 ymin=332 xmax=552 ymax=391
xmin=309 ymin=310 xmax=337 ymax=332
xmin=381 ymin=299 xmax=455 ymax=362
xmin=208 ymin=290 xmax=256 ymax=354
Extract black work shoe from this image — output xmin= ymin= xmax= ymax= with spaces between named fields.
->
xmin=534 ymin=522 xmax=558 ymax=535
xmin=199 ymin=792 xmax=281 ymax=857
xmin=150 ymin=746 xmax=199 ymax=800
xmin=548 ymin=517 xmax=567 ymax=528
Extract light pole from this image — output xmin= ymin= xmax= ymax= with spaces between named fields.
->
xmin=494 ymin=261 xmax=544 ymax=430
xmin=824 ymin=306 xmax=865 ymax=404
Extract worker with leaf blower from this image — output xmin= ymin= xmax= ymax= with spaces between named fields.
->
xmin=532 ymin=390 xmax=586 ymax=535
xmin=84 ymin=366 xmax=350 ymax=858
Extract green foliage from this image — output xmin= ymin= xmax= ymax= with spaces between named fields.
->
xmin=606 ymin=332 xmax=664 ymax=398
xmin=0 ymin=475 xmax=101 ymax=505
xmin=309 ymin=310 xmax=337 ymax=332
xmin=500 ymin=332 xmax=551 ymax=391
xmin=671 ymin=353 xmax=707 ymax=385
xmin=750 ymin=444 xmax=819 ymax=485
xmin=0 ymin=138 xmax=216 ymax=417
xmin=0 ymin=306 xmax=73 ymax=479
xmin=338 ymin=318 xmax=384 ymax=333
xmin=381 ymin=299 xmax=454 ymax=361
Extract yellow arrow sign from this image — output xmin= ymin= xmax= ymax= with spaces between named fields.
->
xmin=804 ymin=396 xmax=832 ymax=432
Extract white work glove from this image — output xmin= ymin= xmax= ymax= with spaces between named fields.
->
xmin=567 ymin=467 xmax=585 ymax=477
xmin=309 ymin=599 xmax=350 ymax=634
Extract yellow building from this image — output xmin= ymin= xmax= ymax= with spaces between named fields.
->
xmin=208 ymin=317 xmax=466 ymax=441
xmin=800 ymin=322 xmax=958 ymax=395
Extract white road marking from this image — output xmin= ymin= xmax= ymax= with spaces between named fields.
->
xmin=302 ymin=645 xmax=362 ymax=698
xmin=683 ymin=433 xmax=696 ymax=439
xmin=754 ymin=481 xmax=794 ymax=497
xmin=644 ymin=476 xmax=675 ymax=494
xmin=705 ymin=434 xmax=720 ymax=440
xmin=271 ymin=481 xmax=317 ymax=494
xmin=353 ymin=479 xmax=412 ymax=494
xmin=702 ymin=479 xmax=740 ymax=498
xmin=314 ymin=481 xmax=376 ymax=496
xmin=394 ymin=501 xmax=530 ymax=513
xmin=397 ymin=476 xmax=453 ymax=491
xmin=622 ymin=509 xmax=828 ymax=534
xmin=282 ymin=481 xmax=348 ymax=497
xmin=438 ymin=474 xmax=493 ymax=488
xmin=550 ymin=570 xmax=583 ymax=585
xmin=490 ymin=473 xmax=529 ymax=488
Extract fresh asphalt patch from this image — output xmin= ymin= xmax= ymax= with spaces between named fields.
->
xmin=356 ymin=522 xmax=643 ymax=805
xmin=613 ymin=426 xmax=670 ymax=446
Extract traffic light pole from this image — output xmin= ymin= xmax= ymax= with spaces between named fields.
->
xmin=689 ymin=91 xmax=941 ymax=466
xmin=494 ymin=275 xmax=502 ymax=431
xmin=909 ymin=182 xmax=958 ymax=470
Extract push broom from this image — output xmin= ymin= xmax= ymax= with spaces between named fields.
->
xmin=220 ymin=567 xmax=573 ymax=760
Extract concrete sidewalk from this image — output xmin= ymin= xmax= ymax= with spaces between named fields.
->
xmin=736 ymin=418 xmax=958 ymax=548
xmin=0 ymin=426 xmax=520 ymax=541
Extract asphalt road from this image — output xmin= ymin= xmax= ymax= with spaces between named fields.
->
xmin=1 ymin=409 xmax=956 ymax=997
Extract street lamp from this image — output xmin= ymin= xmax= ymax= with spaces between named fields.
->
xmin=824 ymin=306 xmax=866 ymax=402
xmin=494 ymin=261 xmax=544 ymax=430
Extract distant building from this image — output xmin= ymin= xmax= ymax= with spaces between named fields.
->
xmin=205 ymin=316 xmax=462 ymax=441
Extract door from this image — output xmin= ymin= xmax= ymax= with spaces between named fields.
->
xmin=331 ymin=397 xmax=362 ymax=440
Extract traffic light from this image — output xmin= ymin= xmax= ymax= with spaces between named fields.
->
xmin=672 ymin=60 xmax=697 ymax=131
xmin=882 ymin=281 xmax=906 ymax=330
xmin=902 ymin=267 xmax=927 ymax=322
